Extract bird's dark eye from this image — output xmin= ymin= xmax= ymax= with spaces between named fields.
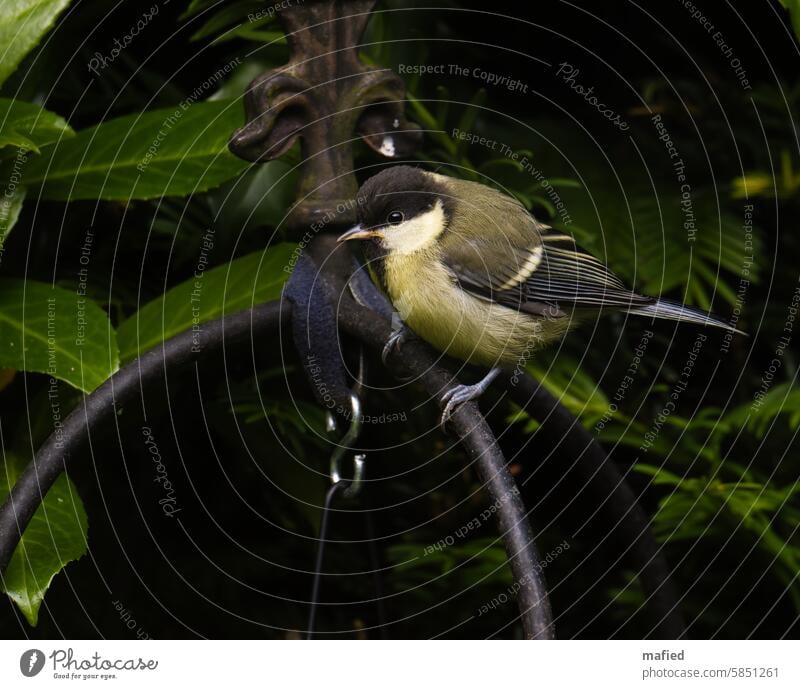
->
xmin=386 ymin=210 xmax=404 ymax=225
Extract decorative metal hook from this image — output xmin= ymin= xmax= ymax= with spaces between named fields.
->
xmin=325 ymin=349 xmax=366 ymax=498
xmin=327 ymin=392 xmax=366 ymax=497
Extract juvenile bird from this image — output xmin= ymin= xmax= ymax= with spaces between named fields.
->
xmin=338 ymin=166 xmax=741 ymax=424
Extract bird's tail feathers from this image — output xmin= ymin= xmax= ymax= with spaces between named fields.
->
xmin=627 ymin=298 xmax=746 ymax=335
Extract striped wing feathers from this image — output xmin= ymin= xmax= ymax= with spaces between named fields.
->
xmin=445 ymin=227 xmax=651 ymax=312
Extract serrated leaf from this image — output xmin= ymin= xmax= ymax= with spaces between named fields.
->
xmin=117 ymin=243 xmax=295 ymax=362
xmin=17 ymin=100 xmax=249 ymax=201
xmin=0 ymin=184 xmax=25 ymax=249
xmin=0 ymin=0 xmax=73 ymax=88
xmin=0 ymin=450 xmax=88 ymax=626
xmin=0 ymin=278 xmax=119 ymax=392
xmin=0 ymin=98 xmax=74 ymax=153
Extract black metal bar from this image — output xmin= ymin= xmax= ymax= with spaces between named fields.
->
xmin=0 ymin=301 xmax=289 ymax=575
xmin=503 ymin=372 xmax=685 ymax=638
xmin=449 ymin=402 xmax=554 ymax=638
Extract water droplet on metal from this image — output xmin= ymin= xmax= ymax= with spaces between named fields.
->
xmin=379 ymin=136 xmax=396 ymax=157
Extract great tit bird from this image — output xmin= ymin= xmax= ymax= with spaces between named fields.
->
xmin=338 ymin=166 xmax=742 ymax=424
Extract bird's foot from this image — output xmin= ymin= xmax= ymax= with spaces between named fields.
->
xmin=439 ymin=367 xmax=502 ymax=429
xmin=381 ymin=323 xmax=412 ymax=366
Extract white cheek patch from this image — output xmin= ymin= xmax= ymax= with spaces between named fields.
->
xmin=382 ymin=200 xmax=446 ymax=255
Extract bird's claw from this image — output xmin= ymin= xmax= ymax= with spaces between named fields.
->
xmin=381 ymin=326 xmax=410 ymax=366
xmin=439 ymin=368 xmax=502 ymax=429
xmin=439 ymin=384 xmax=481 ymax=428
xmin=381 ymin=325 xmax=417 ymax=383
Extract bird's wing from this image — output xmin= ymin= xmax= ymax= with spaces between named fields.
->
xmin=443 ymin=226 xmax=652 ymax=314
xmin=521 ymin=230 xmax=653 ymax=308
xmin=440 ymin=216 xmax=554 ymax=314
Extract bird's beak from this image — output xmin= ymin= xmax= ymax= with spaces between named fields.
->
xmin=337 ymin=224 xmax=383 ymax=242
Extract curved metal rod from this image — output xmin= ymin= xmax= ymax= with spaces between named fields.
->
xmin=0 ymin=301 xmax=290 ymax=574
xmin=502 ymin=372 xmax=685 ymax=638
xmin=449 ymin=406 xmax=554 ymax=639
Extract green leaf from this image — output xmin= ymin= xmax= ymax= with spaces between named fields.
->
xmin=117 ymin=243 xmax=295 ymax=362
xmin=725 ymin=382 xmax=800 ymax=437
xmin=213 ymin=158 xmax=297 ymax=232
xmin=781 ymin=0 xmax=800 ymax=42
xmin=454 ymin=89 xmax=487 ymax=156
xmin=187 ymin=0 xmax=275 ymax=43
xmin=407 ymin=94 xmax=452 ymax=151
xmin=0 ymin=184 xmax=25 ymax=249
xmin=17 ymin=100 xmax=249 ymax=201
xmin=527 ymin=354 xmax=616 ymax=426
xmin=0 ymin=0 xmax=73 ymax=88
xmin=0 ymin=450 xmax=88 ymax=626
xmin=0 ymin=278 xmax=119 ymax=392
xmin=180 ymin=0 xmax=223 ymax=21
xmin=0 ymin=98 xmax=73 ymax=153
xmin=634 ymin=463 xmax=685 ymax=486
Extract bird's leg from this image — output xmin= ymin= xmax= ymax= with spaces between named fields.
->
xmin=381 ymin=315 xmax=412 ymax=365
xmin=440 ymin=367 xmax=502 ymax=428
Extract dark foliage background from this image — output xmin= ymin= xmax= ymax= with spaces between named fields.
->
xmin=0 ymin=0 xmax=798 ymax=639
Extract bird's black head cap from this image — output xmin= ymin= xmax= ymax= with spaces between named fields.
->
xmin=356 ymin=166 xmax=451 ymax=230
